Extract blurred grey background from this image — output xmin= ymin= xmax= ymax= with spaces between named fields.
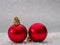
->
xmin=0 ymin=0 xmax=60 ymax=32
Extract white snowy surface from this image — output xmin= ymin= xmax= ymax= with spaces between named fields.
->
xmin=0 ymin=33 xmax=60 ymax=45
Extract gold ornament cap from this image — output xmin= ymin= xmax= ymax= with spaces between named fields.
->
xmin=13 ymin=17 xmax=20 ymax=25
xmin=26 ymin=36 xmax=32 ymax=42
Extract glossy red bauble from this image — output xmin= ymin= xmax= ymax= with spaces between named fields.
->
xmin=29 ymin=23 xmax=47 ymax=42
xmin=8 ymin=24 xmax=27 ymax=43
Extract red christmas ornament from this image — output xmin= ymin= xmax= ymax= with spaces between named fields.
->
xmin=29 ymin=23 xmax=47 ymax=42
xmin=8 ymin=17 xmax=27 ymax=43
